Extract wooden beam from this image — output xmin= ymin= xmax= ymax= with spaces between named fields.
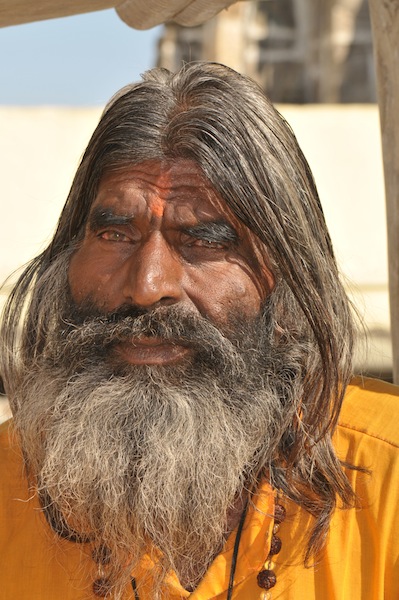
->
xmin=0 ymin=0 xmax=242 ymax=29
xmin=0 ymin=0 xmax=115 ymax=27
xmin=369 ymin=0 xmax=399 ymax=383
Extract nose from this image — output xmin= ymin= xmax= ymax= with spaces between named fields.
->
xmin=122 ymin=232 xmax=184 ymax=309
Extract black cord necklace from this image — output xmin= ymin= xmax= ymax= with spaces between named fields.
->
xmin=226 ymin=500 xmax=249 ymax=600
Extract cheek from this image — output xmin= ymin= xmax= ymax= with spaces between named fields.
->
xmin=68 ymin=251 xmax=89 ymax=303
xmin=187 ymin=264 xmax=264 ymax=324
xmin=68 ymin=249 xmax=113 ymax=305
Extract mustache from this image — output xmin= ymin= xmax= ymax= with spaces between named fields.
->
xmin=62 ymin=303 xmax=228 ymax=345
xmin=55 ymin=302 xmax=255 ymax=371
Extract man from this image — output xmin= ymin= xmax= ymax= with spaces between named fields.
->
xmin=0 ymin=62 xmax=398 ymax=600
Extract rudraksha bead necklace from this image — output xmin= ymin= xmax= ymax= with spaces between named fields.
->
xmin=256 ymin=499 xmax=286 ymax=599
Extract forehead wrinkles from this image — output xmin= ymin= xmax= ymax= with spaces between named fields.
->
xmin=91 ymin=162 xmax=229 ymax=225
xmin=162 ymin=183 xmax=226 ymax=225
xmin=98 ymin=161 xmax=211 ymax=194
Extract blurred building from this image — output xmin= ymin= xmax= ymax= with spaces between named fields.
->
xmin=157 ymin=0 xmax=376 ymax=103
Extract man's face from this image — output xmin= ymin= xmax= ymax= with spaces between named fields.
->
xmin=68 ymin=159 xmax=274 ymax=366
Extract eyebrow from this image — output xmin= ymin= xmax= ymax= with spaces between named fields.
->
xmin=183 ymin=221 xmax=238 ymax=244
xmin=88 ymin=207 xmax=131 ymax=231
xmin=88 ymin=207 xmax=239 ymax=244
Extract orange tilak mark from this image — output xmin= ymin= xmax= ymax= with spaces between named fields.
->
xmin=151 ymin=198 xmax=166 ymax=218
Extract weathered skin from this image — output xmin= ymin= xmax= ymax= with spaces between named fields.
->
xmin=68 ymin=159 xmax=274 ymax=366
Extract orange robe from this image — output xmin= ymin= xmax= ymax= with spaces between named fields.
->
xmin=1 ymin=377 xmax=399 ymax=599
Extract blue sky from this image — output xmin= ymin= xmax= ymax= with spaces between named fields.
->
xmin=0 ymin=10 xmax=162 ymax=105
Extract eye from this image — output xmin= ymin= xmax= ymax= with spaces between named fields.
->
xmin=188 ymin=238 xmax=227 ymax=250
xmin=98 ymin=230 xmax=131 ymax=243
xmin=180 ymin=222 xmax=238 ymax=253
xmin=180 ymin=232 xmax=230 ymax=251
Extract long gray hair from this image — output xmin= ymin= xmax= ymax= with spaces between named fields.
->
xmin=1 ymin=62 xmax=356 ymax=561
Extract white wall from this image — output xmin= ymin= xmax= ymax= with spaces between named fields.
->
xmin=0 ymin=107 xmax=102 ymax=284
xmin=279 ymin=105 xmax=390 ymax=373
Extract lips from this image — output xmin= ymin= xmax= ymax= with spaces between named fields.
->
xmin=115 ymin=337 xmax=191 ymax=366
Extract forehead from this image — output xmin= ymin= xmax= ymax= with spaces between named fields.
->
xmin=90 ymin=159 xmax=239 ymax=226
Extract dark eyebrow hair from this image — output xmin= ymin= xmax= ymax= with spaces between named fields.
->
xmin=88 ymin=207 xmax=131 ymax=231
xmin=87 ymin=208 xmax=239 ymax=245
xmin=183 ymin=221 xmax=238 ymax=244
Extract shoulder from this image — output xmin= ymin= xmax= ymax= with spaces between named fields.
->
xmin=335 ymin=378 xmax=399 ymax=579
xmin=338 ymin=376 xmax=399 ymax=449
xmin=335 ymin=376 xmax=399 ymax=482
